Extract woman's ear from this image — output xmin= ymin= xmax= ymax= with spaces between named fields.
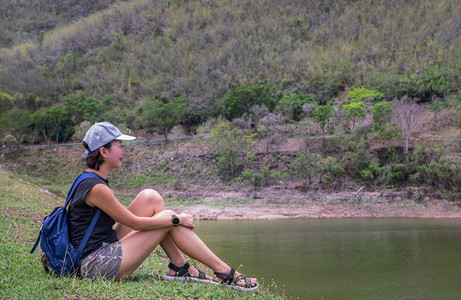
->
xmin=99 ymin=147 xmax=108 ymax=159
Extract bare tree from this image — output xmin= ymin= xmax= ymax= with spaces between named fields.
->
xmin=250 ymin=104 xmax=270 ymax=126
xmin=393 ymin=96 xmax=423 ymax=155
xmin=233 ymin=105 xmax=270 ymax=130
xmin=170 ymin=125 xmax=186 ymax=154
xmin=233 ymin=113 xmax=251 ymax=130
xmin=259 ymin=113 xmax=282 ymax=153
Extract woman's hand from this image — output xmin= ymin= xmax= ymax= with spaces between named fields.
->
xmin=178 ymin=213 xmax=195 ymax=230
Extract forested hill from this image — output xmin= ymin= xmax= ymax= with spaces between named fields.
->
xmin=0 ymin=0 xmax=460 ymax=143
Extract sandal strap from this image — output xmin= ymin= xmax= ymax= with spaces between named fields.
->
xmin=214 ymin=268 xmax=254 ymax=288
xmin=168 ymin=262 xmax=190 ymax=277
xmin=214 ymin=267 xmax=236 ymax=285
xmin=234 ymin=273 xmax=252 ymax=288
xmin=198 ymin=270 xmax=206 ymax=279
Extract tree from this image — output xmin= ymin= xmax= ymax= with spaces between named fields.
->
xmin=64 ymin=93 xmax=113 ymax=124
xmin=276 ymin=93 xmax=316 ymax=121
xmin=427 ymin=97 xmax=450 ymax=122
xmin=392 ymin=96 xmax=423 ymax=155
xmin=0 ymin=107 xmax=32 ymax=144
xmin=33 ymin=107 xmax=71 ymax=146
xmin=343 ymin=87 xmax=382 ymax=131
xmin=223 ymin=82 xmax=276 ymax=120
xmin=343 ymin=101 xmax=366 ymax=130
xmin=346 ymin=86 xmax=384 ymax=104
xmin=169 ymin=125 xmax=186 ymax=154
xmin=0 ymin=91 xmax=14 ymax=114
xmin=371 ymin=101 xmax=400 ymax=144
xmin=233 ymin=104 xmax=269 ymax=130
xmin=319 ymin=156 xmax=345 ymax=184
xmin=311 ymin=104 xmax=334 ymax=144
xmin=372 ymin=101 xmax=394 ymax=130
xmin=258 ymin=112 xmax=282 ymax=153
xmin=406 ymin=61 xmax=455 ymax=101
xmin=290 ymin=151 xmax=320 ymax=185
xmin=138 ymin=97 xmax=190 ymax=140
xmin=211 ymin=121 xmax=255 ymax=178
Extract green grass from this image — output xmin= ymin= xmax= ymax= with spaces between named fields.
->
xmin=0 ymin=169 xmax=281 ymax=299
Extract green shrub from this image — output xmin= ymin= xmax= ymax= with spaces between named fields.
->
xmin=276 ymin=93 xmax=316 ymax=120
xmin=211 ymin=121 xmax=254 ymax=178
xmin=359 ymin=169 xmax=374 ymax=181
xmin=290 ymin=151 xmax=320 ymax=184
xmin=343 ymin=141 xmax=380 ymax=183
xmin=320 ymin=156 xmax=345 ymax=183
xmin=235 ymin=168 xmax=262 ymax=188
xmin=323 ymin=136 xmax=344 ymax=154
xmin=261 ymin=166 xmax=271 ymax=179
xmin=384 ymin=147 xmax=402 ymax=163
xmin=387 ymin=164 xmax=408 ymax=184
xmin=2 ymin=134 xmax=18 ymax=147
xmin=417 ymin=159 xmax=461 ymax=190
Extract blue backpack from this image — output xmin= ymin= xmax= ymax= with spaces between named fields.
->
xmin=31 ymin=172 xmax=101 ymax=276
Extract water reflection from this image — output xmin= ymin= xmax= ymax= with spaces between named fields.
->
xmin=194 ymin=218 xmax=461 ymax=299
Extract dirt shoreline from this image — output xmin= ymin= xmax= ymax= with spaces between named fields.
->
xmin=172 ymin=202 xmax=461 ymax=220
xmin=168 ymin=191 xmax=461 ymax=220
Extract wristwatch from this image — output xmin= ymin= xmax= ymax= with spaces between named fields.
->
xmin=171 ymin=214 xmax=180 ymax=227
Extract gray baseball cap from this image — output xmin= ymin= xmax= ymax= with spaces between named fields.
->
xmin=83 ymin=122 xmax=135 ymax=157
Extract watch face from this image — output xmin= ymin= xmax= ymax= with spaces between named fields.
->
xmin=172 ymin=214 xmax=180 ymax=225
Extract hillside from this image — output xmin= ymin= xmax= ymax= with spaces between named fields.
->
xmin=0 ymin=0 xmax=459 ymax=136
xmin=1 ymin=101 xmax=460 ymax=218
xmin=0 ymin=0 xmax=122 ymax=48
xmin=0 ymin=0 xmax=460 ymax=215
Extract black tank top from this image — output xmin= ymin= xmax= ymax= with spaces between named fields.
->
xmin=68 ymin=172 xmax=118 ymax=259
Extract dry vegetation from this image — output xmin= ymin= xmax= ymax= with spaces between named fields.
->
xmin=0 ymin=0 xmax=460 ymax=215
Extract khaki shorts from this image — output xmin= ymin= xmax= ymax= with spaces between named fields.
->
xmin=80 ymin=241 xmax=122 ymax=280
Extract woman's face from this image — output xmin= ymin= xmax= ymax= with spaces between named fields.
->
xmin=104 ymin=140 xmax=125 ymax=169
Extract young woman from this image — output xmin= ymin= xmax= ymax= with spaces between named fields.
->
xmin=68 ymin=122 xmax=258 ymax=291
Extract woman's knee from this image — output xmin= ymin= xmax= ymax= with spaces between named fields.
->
xmin=129 ymin=189 xmax=166 ymax=215
xmin=138 ymin=189 xmax=164 ymax=205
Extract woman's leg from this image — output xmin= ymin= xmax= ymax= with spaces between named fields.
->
xmin=115 ymin=189 xmax=210 ymax=278
xmin=115 ymin=189 xmax=164 ymax=239
xmin=116 ymin=219 xmax=170 ymax=280
xmin=114 ymin=189 xmax=257 ymax=287
xmin=116 ymin=212 xmax=257 ymax=288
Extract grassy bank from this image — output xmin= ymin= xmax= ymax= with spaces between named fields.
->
xmin=0 ymin=169 xmax=280 ymax=299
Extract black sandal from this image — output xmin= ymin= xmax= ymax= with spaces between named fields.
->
xmin=214 ymin=267 xmax=258 ymax=291
xmin=163 ymin=262 xmax=216 ymax=284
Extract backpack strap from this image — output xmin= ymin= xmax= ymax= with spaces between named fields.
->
xmin=77 ymin=208 xmax=101 ymax=256
xmin=31 ymin=172 xmax=100 ymax=254
xmin=64 ymin=172 xmax=99 ymax=208
xmin=69 ymin=172 xmax=101 ymax=257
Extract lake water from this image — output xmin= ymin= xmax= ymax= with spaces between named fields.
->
xmin=194 ymin=218 xmax=461 ymax=299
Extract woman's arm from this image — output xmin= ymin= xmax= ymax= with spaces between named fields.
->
xmin=85 ymin=183 xmax=177 ymax=231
